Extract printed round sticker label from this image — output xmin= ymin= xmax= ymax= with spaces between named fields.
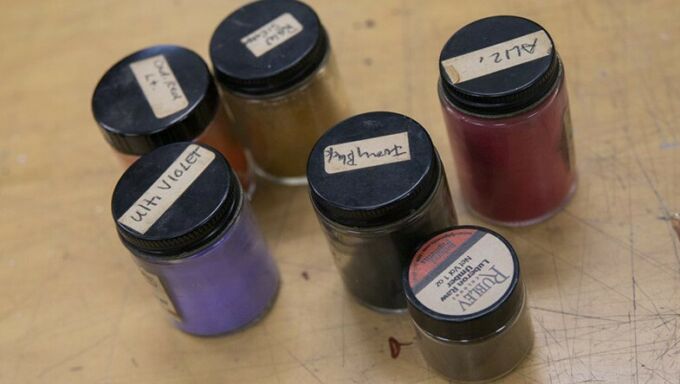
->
xmin=408 ymin=228 xmax=515 ymax=317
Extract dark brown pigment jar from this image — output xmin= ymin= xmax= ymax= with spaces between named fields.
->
xmin=438 ymin=16 xmax=577 ymax=226
xmin=403 ymin=226 xmax=533 ymax=382
xmin=307 ymin=112 xmax=457 ymax=312
xmin=92 ymin=45 xmax=254 ymax=196
xmin=210 ymin=0 xmax=350 ymax=185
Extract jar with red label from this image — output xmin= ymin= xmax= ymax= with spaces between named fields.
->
xmin=404 ymin=226 xmax=533 ymax=382
xmin=438 ymin=16 xmax=577 ymax=226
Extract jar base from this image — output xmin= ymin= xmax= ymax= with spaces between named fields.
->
xmin=244 ymin=177 xmax=257 ymax=200
xmin=348 ymin=292 xmax=408 ymax=314
xmin=429 ymin=338 xmax=533 ymax=384
xmin=174 ymin=275 xmax=281 ymax=337
xmin=249 ymin=155 xmax=308 ymax=186
xmin=415 ymin=288 xmax=535 ymax=383
xmin=256 ymin=169 xmax=308 ymax=186
xmin=467 ymin=179 xmax=577 ymax=227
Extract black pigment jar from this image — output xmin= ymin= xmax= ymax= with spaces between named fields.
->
xmin=307 ymin=111 xmax=458 ymax=311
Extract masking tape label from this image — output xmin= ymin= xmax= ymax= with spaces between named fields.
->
xmin=130 ymin=54 xmax=189 ymax=118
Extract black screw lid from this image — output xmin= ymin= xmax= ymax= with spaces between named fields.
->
xmin=439 ymin=16 xmax=560 ymax=115
xmin=111 ymin=143 xmax=241 ymax=257
xmin=92 ymin=45 xmax=219 ymax=155
xmin=403 ymin=226 xmax=523 ymax=341
xmin=307 ymin=111 xmax=440 ymax=228
xmin=209 ymin=0 xmax=328 ymax=95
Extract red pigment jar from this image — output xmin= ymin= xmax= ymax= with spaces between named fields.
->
xmin=438 ymin=16 xmax=577 ymax=226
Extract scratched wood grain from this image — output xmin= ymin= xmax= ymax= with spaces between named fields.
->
xmin=1 ymin=0 xmax=679 ymax=383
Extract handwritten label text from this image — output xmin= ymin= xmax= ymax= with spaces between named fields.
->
xmin=117 ymin=145 xmax=215 ymax=234
xmin=241 ymin=13 xmax=304 ymax=57
xmin=441 ymin=30 xmax=552 ymax=84
xmin=323 ymin=132 xmax=411 ymax=174
xmin=129 ymin=54 xmax=189 ymax=118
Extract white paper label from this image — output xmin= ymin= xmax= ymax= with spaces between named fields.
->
xmin=117 ymin=145 xmax=215 ymax=234
xmin=241 ymin=13 xmax=304 ymax=57
xmin=138 ymin=268 xmax=180 ymax=320
xmin=441 ymin=30 xmax=552 ymax=84
xmin=323 ymin=132 xmax=411 ymax=174
xmin=129 ymin=54 xmax=189 ymax=118
xmin=412 ymin=232 xmax=515 ymax=316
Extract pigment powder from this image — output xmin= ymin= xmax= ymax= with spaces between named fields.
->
xmin=438 ymin=16 xmax=577 ymax=226
xmin=110 ymin=142 xmax=279 ymax=336
xmin=404 ymin=226 xmax=533 ymax=382
xmin=210 ymin=0 xmax=350 ymax=185
xmin=92 ymin=45 xmax=253 ymax=195
xmin=307 ymin=112 xmax=458 ymax=311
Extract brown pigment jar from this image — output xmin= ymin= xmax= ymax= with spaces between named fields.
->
xmin=404 ymin=226 xmax=533 ymax=382
xmin=209 ymin=0 xmax=349 ymax=185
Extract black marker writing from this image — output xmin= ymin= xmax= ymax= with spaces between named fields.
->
xmin=479 ymin=38 xmax=539 ymax=65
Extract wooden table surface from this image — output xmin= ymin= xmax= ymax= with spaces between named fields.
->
xmin=2 ymin=0 xmax=680 ymax=383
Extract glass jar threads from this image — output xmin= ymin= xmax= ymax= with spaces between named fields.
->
xmin=111 ymin=143 xmax=279 ymax=336
xmin=210 ymin=0 xmax=350 ymax=185
xmin=92 ymin=45 xmax=253 ymax=195
xmin=438 ymin=16 xmax=577 ymax=226
xmin=307 ymin=112 xmax=457 ymax=311
xmin=404 ymin=226 xmax=533 ymax=382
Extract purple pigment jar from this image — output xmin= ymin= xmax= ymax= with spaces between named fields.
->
xmin=111 ymin=142 xmax=279 ymax=335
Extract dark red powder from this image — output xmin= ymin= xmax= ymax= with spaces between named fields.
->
xmin=441 ymin=78 xmax=576 ymax=225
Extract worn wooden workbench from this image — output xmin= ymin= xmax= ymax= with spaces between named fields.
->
xmin=2 ymin=0 xmax=680 ymax=383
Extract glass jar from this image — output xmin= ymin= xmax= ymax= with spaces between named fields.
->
xmin=307 ymin=112 xmax=458 ymax=311
xmin=210 ymin=0 xmax=350 ymax=185
xmin=92 ymin=45 xmax=254 ymax=196
xmin=438 ymin=16 xmax=577 ymax=226
xmin=110 ymin=143 xmax=279 ymax=336
xmin=404 ymin=226 xmax=533 ymax=382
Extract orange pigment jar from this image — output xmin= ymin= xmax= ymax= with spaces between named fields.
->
xmin=92 ymin=45 xmax=254 ymax=196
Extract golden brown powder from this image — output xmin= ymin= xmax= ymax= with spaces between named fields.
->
xmin=222 ymin=54 xmax=349 ymax=182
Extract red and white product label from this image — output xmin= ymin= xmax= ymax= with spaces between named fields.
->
xmin=409 ymin=229 xmax=515 ymax=316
